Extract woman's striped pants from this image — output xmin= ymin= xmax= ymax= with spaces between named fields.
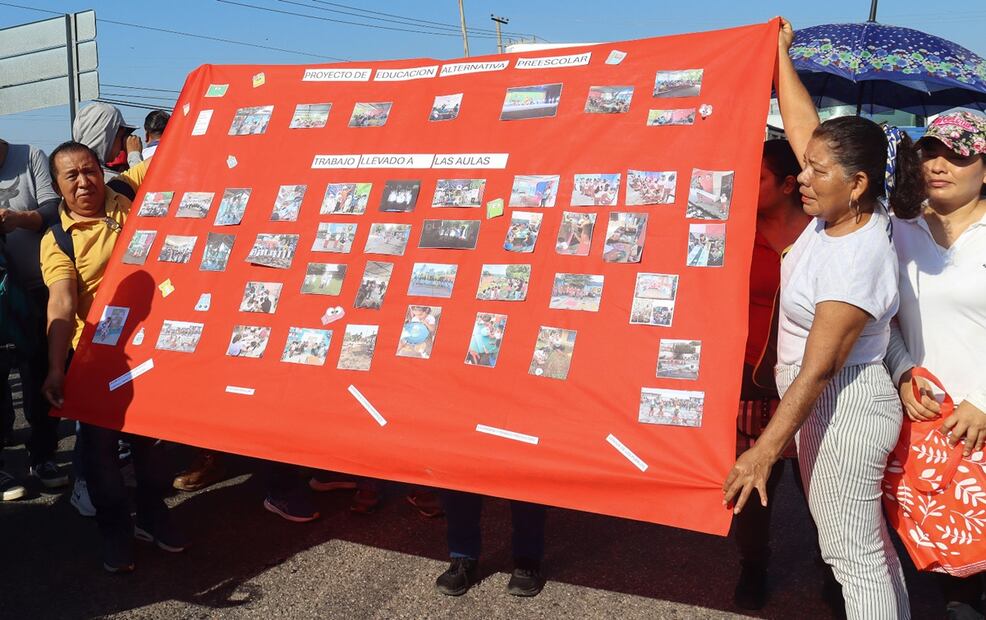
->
xmin=776 ymin=363 xmax=910 ymax=620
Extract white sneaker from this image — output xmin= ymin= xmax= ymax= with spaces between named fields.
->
xmin=0 ymin=470 xmax=25 ymax=501
xmin=70 ymin=478 xmax=96 ymax=517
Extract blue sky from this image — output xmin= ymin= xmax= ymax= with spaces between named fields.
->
xmin=1 ymin=0 xmax=984 ymax=152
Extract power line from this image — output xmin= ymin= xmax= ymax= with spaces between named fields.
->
xmin=217 ymin=0 xmax=501 ymax=40
xmin=95 ymin=98 xmax=175 ymax=112
xmin=101 ymin=83 xmax=182 ymax=94
xmin=101 ymin=92 xmax=178 ymax=104
xmin=0 ymin=1 xmax=346 ymax=60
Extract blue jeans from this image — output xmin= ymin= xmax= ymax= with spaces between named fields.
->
xmin=441 ymin=489 xmax=546 ymax=563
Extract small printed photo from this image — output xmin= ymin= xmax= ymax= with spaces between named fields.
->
xmin=281 ymin=327 xmax=332 ymax=366
xmin=337 ymin=324 xmax=379 ymax=371
xmin=584 ymin=85 xmax=633 ymax=114
xmin=349 ymin=102 xmax=392 ymax=127
xmin=321 ymin=183 xmax=371 ymax=215
xmin=122 ymin=230 xmax=157 ymax=265
xmin=289 ymin=103 xmax=331 ymax=129
xmin=214 ymin=188 xmax=251 ymax=226
xmin=379 ymin=180 xmax=421 ymax=213
xmin=603 ymin=212 xmax=649 ymax=263
xmin=657 ymin=339 xmax=702 ymax=380
xmin=528 ymin=326 xmax=577 ymax=380
xmin=634 ymin=273 xmax=679 ymax=301
xmin=157 ymin=235 xmax=197 ymax=264
xmin=136 ymin=191 xmax=174 ymax=217
xmin=433 ymin=179 xmax=486 ymax=208
xmin=639 ymin=387 xmax=704 ymax=428
xmin=464 ymin=313 xmax=507 ymax=368
xmin=200 ymin=232 xmax=235 ymax=272
xmin=686 ymin=223 xmax=726 ymax=267
xmin=549 ymin=273 xmax=604 ymax=312
xmin=245 ymin=233 xmax=299 ymax=269
xmin=555 ymin=212 xmax=596 ymax=256
xmin=646 ymin=108 xmax=696 ymax=126
xmin=354 ymin=261 xmax=394 ymax=309
xmin=419 ymin=219 xmax=480 ymax=250
xmin=407 ymin=263 xmax=458 ymax=298
xmin=500 ymin=83 xmax=563 ymax=121
xmin=312 ymin=222 xmax=357 ymax=253
xmin=630 ymin=298 xmax=675 ymax=326
xmin=476 ymin=264 xmax=530 ymax=301
xmin=396 ymin=304 xmax=442 ymax=359
xmin=225 ymin=325 xmax=272 ymax=359
xmin=509 ymin=175 xmax=559 ymax=208
xmin=92 ymin=306 xmax=129 ymax=346
xmin=301 ymin=262 xmax=347 ymax=295
xmin=270 ymin=184 xmax=307 ymax=221
xmin=572 ymin=173 xmax=621 ymax=206
xmin=503 ymin=211 xmax=543 ymax=253
xmin=627 ymin=170 xmax=677 ymax=206
xmin=429 ymin=93 xmax=462 ymax=121
xmin=687 ymin=169 xmax=734 ymax=220
xmin=155 ymin=320 xmax=204 ymax=353
xmin=653 ymin=69 xmax=704 ymax=98
xmin=175 ymin=192 xmax=214 ymax=218
xmin=228 ymin=105 xmax=274 ymax=135
xmin=239 ymin=281 xmax=283 ymax=314
xmin=364 ymin=223 xmax=412 ymax=256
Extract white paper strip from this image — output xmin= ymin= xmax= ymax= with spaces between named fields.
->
xmin=516 ymin=51 xmax=591 ymax=70
xmin=225 ymin=385 xmax=255 ymax=396
xmin=302 ymin=67 xmax=372 ymax=81
xmin=311 ymin=154 xmax=361 ymax=169
xmin=108 ymin=359 xmax=154 ymax=391
xmin=439 ymin=59 xmax=509 ymax=77
xmin=348 ymin=384 xmax=387 ymax=426
xmin=374 ymin=65 xmax=439 ymax=81
xmin=358 ymin=153 xmax=435 ymax=169
xmin=432 ymin=153 xmax=509 ymax=169
xmin=475 ymin=424 xmax=539 ymax=445
xmin=606 ymin=433 xmax=648 ymax=472
xmin=191 ymin=110 xmax=212 ymax=136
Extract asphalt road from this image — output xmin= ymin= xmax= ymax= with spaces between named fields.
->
xmin=0 ymin=410 xmax=944 ymax=619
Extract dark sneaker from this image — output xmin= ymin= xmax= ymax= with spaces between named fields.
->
xmin=264 ymin=494 xmax=319 ymax=523
xmin=0 ymin=471 xmax=25 ymax=501
xmin=308 ymin=473 xmax=357 ymax=492
xmin=406 ymin=490 xmax=444 ymax=518
xmin=349 ymin=488 xmax=381 ymax=514
xmin=733 ymin=564 xmax=768 ymax=610
xmin=135 ymin=511 xmax=187 ymax=553
xmin=173 ymin=452 xmax=225 ymax=492
xmin=29 ymin=460 xmax=69 ymax=488
xmin=102 ymin=531 xmax=135 ymax=574
xmin=506 ymin=561 xmax=545 ymax=597
xmin=435 ymin=557 xmax=479 ymax=596
xmin=946 ymin=601 xmax=985 ymax=620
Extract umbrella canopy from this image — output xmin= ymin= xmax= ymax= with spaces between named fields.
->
xmin=790 ymin=22 xmax=986 ymax=115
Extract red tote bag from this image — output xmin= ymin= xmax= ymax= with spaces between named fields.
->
xmin=882 ymin=367 xmax=986 ymax=577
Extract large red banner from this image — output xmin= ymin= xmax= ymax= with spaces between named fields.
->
xmin=61 ymin=21 xmax=778 ymax=535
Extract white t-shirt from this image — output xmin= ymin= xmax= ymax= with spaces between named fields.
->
xmin=885 ymin=212 xmax=986 ymax=412
xmin=777 ymin=210 xmax=899 ymax=367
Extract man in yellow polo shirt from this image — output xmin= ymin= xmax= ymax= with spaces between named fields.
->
xmin=40 ymin=141 xmax=183 ymax=573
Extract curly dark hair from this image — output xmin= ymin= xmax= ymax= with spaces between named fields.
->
xmin=812 ymin=116 xmax=925 ymax=219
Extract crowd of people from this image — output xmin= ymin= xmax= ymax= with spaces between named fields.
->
xmin=2 ymin=16 xmax=986 ymax=616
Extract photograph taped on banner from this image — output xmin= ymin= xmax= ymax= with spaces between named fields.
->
xmin=396 ymin=304 xmax=442 ymax=359
xmin=500 ymin=83 xmax=562 ymax=120
xmin=157 ymin=235 xmax=197 ymax=264
xmin=349 ymin=102 xmax=392 ymax=127
xmin=626 ymin=170 xmax=677 ymax=206
xmin=647 ymin=108 xmax=696 ymax=126
xmin=364 ymin=223 xmax=411 ymax=256
xmin=214 ymin=188 xmax=251 ymax=226
xmin=657 ymin=339 xmax=701 ymax=380
xmin=200 ymin=233 xmax=235 ymax=272
xmin=509 ymin=175 xmax=559 ymax=208
xmin=687 ymin=169 xmax=733 ymax=220
xmin=549 ymin=273 xmax=604 ymax=312
xmin=353 ymin=261 xmax=394 ymax=309
xmin=321 ymin=183 xmax=371 ymax=215
xmin=634 ymin=272 xmax=678 ymax=301
xmin=122 ymin=230 xmax=157 ymax=265
xmin=630 ymin=297 xmax=675 ymax=327
xmin=270 ymin=184 xmax=307 ymax=222
xmin=239 ymin=281 xmax=283 ymax=314
xmin=379 ymin=180 xmax=421 ymax=213
xmin=245 ymin=233 xmax=299 ymax=269
xmin=433 ymin=179 xmax=485 ymax=208
xmin=229 ymin=105 xmax=274 ymax=135
xmin=175 ymin=192 xmax=214 ymax=219
xmin=419 ymin=219 xmax=480 ymax=250
xmin=429 ymin=93 xmax=462 ymax=121
xmin=584 ymin=85 xmax=633 ymax=114
xmin=93 ymin=306 xmax=130 ymax=346
xmin=312 ymin=222 xmax=357 ymax=253
xmin=503 ymin=211 xmax=542 ymax=253
xmin=226 ymin=325 xmax=272 ymax=359
xmin=602 ymin=212 xmax=648 ymax=263
xmin=476 ymin=264 xmax=530 ymax=301
xmin=686 ymin=223 xmax=726 ymax=267
xmin=155 ymin=320 xmax=204 ymax=353
xmin=136 ymin=191 xmax=174 ymax=217
xmin=638 ymin=387 xmax=704 ymax=428
xmin=465 ymin=312 xmax=507 ymax=368
xmin=529 ymin=326 xmax=577 ymax=380
xmin=338 ymin=324 xmax=379 ymax=371
xmin=407 ymin=263 xmax=457 ymax=298
xmin=289 ymin=103 xmax=331 ymax=128
xmin=555 ymin=212 xmax=595 ymax=256
xmin=281 ymin=327 xmax=332 ymax=366
xmin=301 ymin=262 xmax=347 ymax=296
xmin=572 ymin=173 xmax=620 ymax=206
xmin=653 ymin=69 xmax=703 ymax=97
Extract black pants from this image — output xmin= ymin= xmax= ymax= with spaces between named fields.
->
xmin=938 ymin=573 xmax=985 ymax=612
xmin=0 ymin=286 xmax=58 ymax=468
xmin=732 ymin=458 xmax=814 ymax=569
xmin=441 ymin=489 xmax=546 ymax=563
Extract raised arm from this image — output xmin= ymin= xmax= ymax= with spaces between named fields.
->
xmin=775 ymin=18 xmax=820 ymax=166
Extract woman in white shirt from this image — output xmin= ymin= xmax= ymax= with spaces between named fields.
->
xmin=723 ymin=19 xmax=925 ymax=620
xmin=885 ymin=112 xmax=986 ymax=617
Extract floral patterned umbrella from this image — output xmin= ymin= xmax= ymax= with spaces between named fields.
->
xmin=790 ymin=23 xmax=986 ymax=115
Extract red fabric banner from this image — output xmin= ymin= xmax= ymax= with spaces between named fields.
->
xmin=60 ymin=20 xmax=779 ymax=535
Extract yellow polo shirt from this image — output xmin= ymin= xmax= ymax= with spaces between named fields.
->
xmin=40 ymin=189 xmax=131 ymax=349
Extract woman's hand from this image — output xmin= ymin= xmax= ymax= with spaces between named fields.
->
xmin=778 ymin=17 xmax=795 ymax=52
xmin=941 ymin=401 xmax=986 ymax=456
xmin=899 ymin=372 xmax=941 ymax=421
xmin=723 ymin=444 xmax=776 ymax=514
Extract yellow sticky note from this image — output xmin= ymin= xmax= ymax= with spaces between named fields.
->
xmin=252 ymin=72 xmax=266 ymax=88
xmin=158 ymin=279 xmax=175 ymax=298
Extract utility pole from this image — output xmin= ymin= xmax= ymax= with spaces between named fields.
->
xmin=490 ymin=14 xmax=509 ymax=54
xmin=868 ymin=0 xmax=879 ymax=22
xmin=457 ymin=0 xmax=470 ymax=57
